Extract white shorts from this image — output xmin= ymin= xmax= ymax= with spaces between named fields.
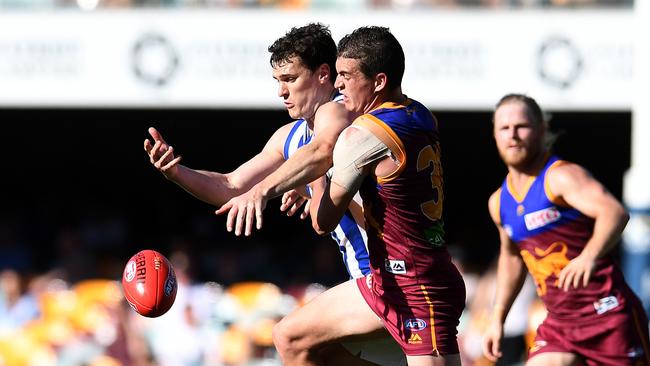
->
xmin=342 ymin=336 xmax=406 ymax=366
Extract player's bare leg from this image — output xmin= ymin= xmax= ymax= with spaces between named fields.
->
xmin=272 ymin=279 xmax=384 ymax=366
xmin=526 ymin=352 xmax=584 ymax=366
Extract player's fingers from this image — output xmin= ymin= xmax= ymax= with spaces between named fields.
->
xmin=492 ymin=339 xmax=502 ymax=359
xmin=285 ymin=194 xmax=299 ymax=210
xmin=162 ymin=156 xmax=182 ymax=172
xmin=144 ymin=139 xmax=152 ymax=152
xmin=149 ymin=127 xmax=167 ymax=145
xmin=215 ymin=202 xmax=235 ymax=232
xmin=234 ymin=204 xmax=246 ymax=236
xmin=286 ymin=198 xmax=300 ymax=216
xmin=573 ymin=270 xmax=584 ymax=289
xmin=157 ymin=145 xmax=174 ymax=164
xmin=583 ymin=268 xmax=591 ymax=288
xmin=245 ymin=204 xmax=255 ymax=236
xmin=562 ymin=272 xmax=574 ymax=291
xmin=215 ymin=202 xmax=232 ymax=216
xmin=483 ymin=338 xmax=498 ymax=361
xmin=150 ymin=140 xmax=162 ymax=162
xmin=255 ymin=203 xmax=263 ymax=231
xmin=300 ymin=199 xmax=311 ymax=220
xmin=290 ymin=197 xmax=306 ymax=216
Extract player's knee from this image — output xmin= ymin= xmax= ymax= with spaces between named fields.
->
xmin=272 ymin=316 xmax=310 ymax=357
xmin=272 ymin=317 xmax=297 ymax=356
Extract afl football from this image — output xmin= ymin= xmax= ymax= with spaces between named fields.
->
xmin=122 ymin=249 xmax=177 ymax=317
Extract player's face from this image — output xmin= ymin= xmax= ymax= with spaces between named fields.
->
xmin=334 ymin=57 xmax=377 ymax=114
xmin=272 ymin=57 xmax=327 ymax=121
xmin=493 ymin=102 xmax=544 ymax=169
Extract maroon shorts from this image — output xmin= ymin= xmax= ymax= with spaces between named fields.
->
xmin=529 ymin=295 xmax=650 ymax=365
xmin=356 ymin=273 xmax=465 ymax=356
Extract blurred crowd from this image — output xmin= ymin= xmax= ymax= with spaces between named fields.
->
xmin=1 ymin=244 xmax=546 ymax=366
xmin=0 ymin=0 xmax=634 ymax=9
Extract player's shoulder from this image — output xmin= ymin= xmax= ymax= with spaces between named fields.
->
xmin=545 ymin=159 xmax=589 ymax=185
xmin=270 ymin=119 xmax=304 ymax=142
xmin=488 ymin=188 xmax=503 ymax=222
xmin=314 ymin=101 xmax=355 ymax=133
xmin=315 ymin=100 xmax=348 ymax=119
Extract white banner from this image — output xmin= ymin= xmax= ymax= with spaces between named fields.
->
xmin=0 ymin=9 xmax=633 ymax=110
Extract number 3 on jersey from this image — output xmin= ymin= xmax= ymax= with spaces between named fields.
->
xmin=416 ymin=143 xmax=443 ymax=221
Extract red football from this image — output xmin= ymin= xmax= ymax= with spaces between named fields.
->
xmin=122 ymin=249 xmax=177 ymax=317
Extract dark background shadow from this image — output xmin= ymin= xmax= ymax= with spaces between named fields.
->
xmin=0 ymin=108 xmax=630 ymax=287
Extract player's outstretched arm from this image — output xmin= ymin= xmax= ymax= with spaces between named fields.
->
xmin=215 ymin=102 xmax=354 ymax=236
xmin=145 ymin=126 xmax=286 ymax=207
xmin=548 ymin=163 xmax=630 ymax=291
xmin=257 ymin=102 xmax=355 ymax=198
xmin=482 ymin=191 xmax=528 ymax=362
xmin=311 ymin=125 xmax=387 ymax=234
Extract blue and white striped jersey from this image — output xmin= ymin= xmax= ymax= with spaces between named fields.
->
xmin=282 ymin=98 xmax=370 ymax=278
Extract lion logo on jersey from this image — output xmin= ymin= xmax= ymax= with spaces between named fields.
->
xmin=520 ymin=241 xmax=570 ymax=296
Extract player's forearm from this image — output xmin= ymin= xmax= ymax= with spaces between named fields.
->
xmin=169 ymin=165 xmax=241 ymax=206
xmin=492 ymin=254 xmax=527 ymax=324
xmin=309 ymin=176 xmax=329 ymax=234
xmin=582 ymin=206 xmax=629 ymax=260
xmin=259 ymin=142 xmax=332 ymax=200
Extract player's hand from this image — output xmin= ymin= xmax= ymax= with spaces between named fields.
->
xmin=215 ymin=185 xmax=268 ymax=236
xmin=481 ymin=319 xmax=504 ymax=362
xmin=144 ymin=127 xmax=181 ymax=179
xmin=280 ymin=190 xmax=310 ymax=220
xmin=557 ymin=252 xmax=597 ymax=291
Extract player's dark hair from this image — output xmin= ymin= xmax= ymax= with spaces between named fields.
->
xmin=268 ymin=23 xmax=337 ymax=83
xmin=337 ymin=26 xmax=405 ymax=91
xmin=494 ymin=93 xmax=545 ymax=127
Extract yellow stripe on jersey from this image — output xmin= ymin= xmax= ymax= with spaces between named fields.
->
xmin=420 ymin=284 xmax=439 ymax=356
xmin=544 ymin=160 xmax=571 ymax=207
xmin=353 ymin=114 xmax=406 ymax=184
xmin=506 ymin=173 xmax=536 ymax=203
xmin=494 ymin=187 xmax=502 ymax=226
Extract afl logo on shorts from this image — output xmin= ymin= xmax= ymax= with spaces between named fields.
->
xmin=124 ymin=260 xmax=136 ymax=282
xmin=404 ymin=318 xmax=427 ymax=332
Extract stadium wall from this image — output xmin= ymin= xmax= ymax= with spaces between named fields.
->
xmin=0 ymin=9 xmax=633 ymax=110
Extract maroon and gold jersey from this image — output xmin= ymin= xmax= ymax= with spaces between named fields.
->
xmin=498 ymin=155 xmax=637 ymax=320
xmin=353 ymin=98 xmax=465 ymax=356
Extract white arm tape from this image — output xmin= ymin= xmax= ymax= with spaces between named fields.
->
xmin=331 ymin=126 xmax=390 ymax=191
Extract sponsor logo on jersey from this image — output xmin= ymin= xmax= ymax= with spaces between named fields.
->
xmin=404 ymin=318 xmax=427 ymax=332
xmin=407 ymin=333 xmax=422 ymax=344
xmin=524 ymin=207 xmax=561 ymax=231
xmin=124 ymin=260 xmax=136 ymax=282
xmin=529 ymin=340 xmax=547 ymax=353
xmin=385 ymin=259 xmax=406 ymax=274
xmin=627 ymin=347 xmax=645 ymax=357
xmin=520 ymin=242 xmax=569 ymax=296
xmin=365 ymin=274 xmax=373 ymax=289
xmin=594 ymin=295 xmax=619 ymax=315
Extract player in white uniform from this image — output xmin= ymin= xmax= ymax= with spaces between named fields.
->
xmin=282 ymin=93 xmax=369 ymax=279
xmin=145 ymin=23 xmax=405 ymax=366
